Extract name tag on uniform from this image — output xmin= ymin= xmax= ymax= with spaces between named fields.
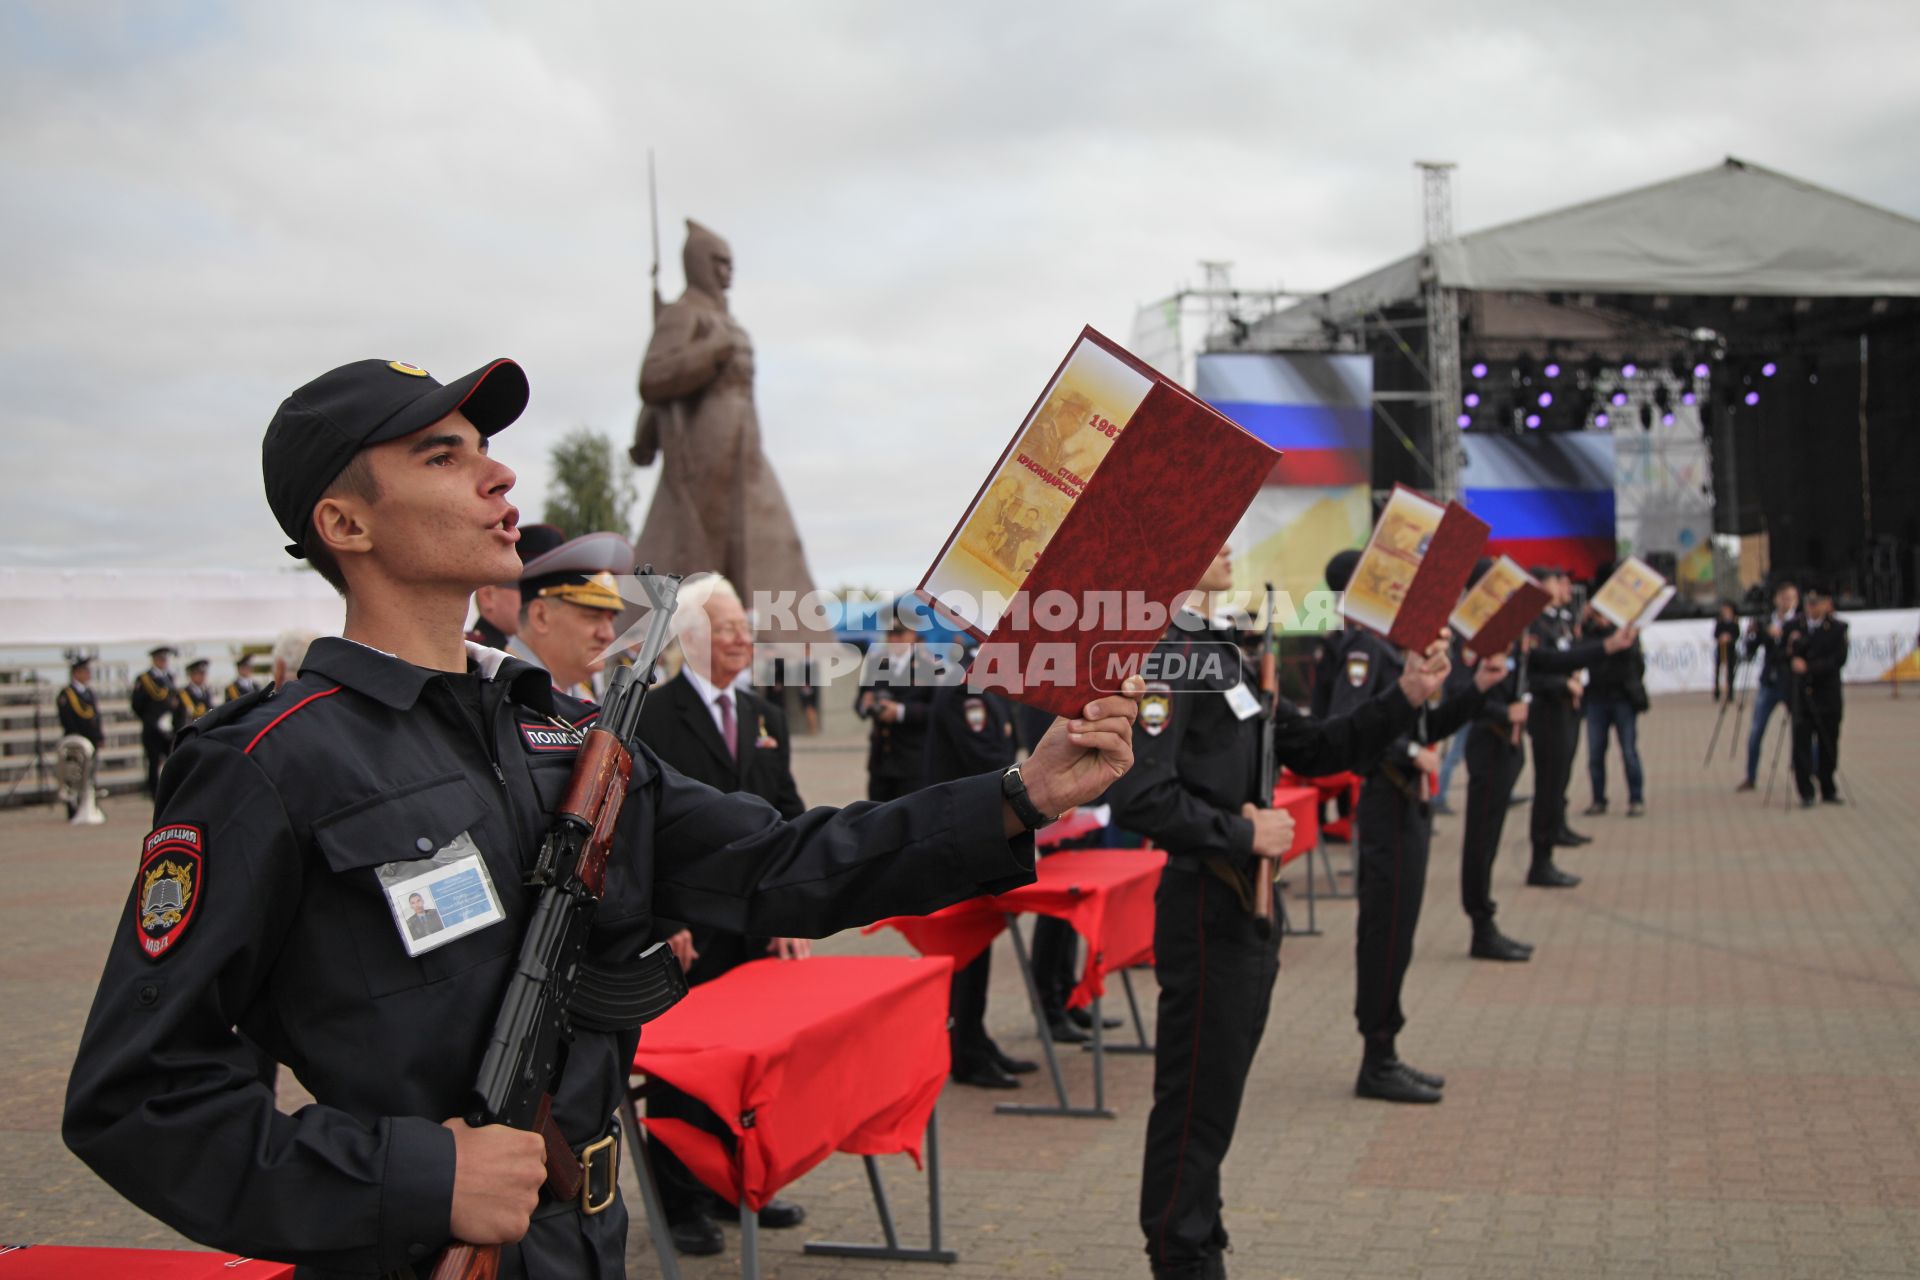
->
xmin=1223 ymin=682 xmax=1262 ymax=721
xmin=376 ymin=833 xmax=507 ymax=958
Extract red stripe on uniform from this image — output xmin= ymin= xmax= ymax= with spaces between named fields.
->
xmin=243 ymin=685 xmax=343 ymax=755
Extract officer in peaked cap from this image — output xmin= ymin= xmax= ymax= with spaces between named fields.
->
xmin=508 ymin=527 xmax=636 ymax=702
xmin=130 ymin=645 xmax=180 ymax=796
xmin=180 ymin=659 xmax=216 ymax=726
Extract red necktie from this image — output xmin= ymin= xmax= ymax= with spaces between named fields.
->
xmin=717 ymin=691 xmax=737 ymax=759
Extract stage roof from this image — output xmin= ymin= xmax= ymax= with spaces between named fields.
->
xmin=1259 ymin=158 xmax=1920 ymax=338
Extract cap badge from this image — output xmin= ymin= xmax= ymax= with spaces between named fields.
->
xmin=388 ymin=361 xmax=430 ymax=378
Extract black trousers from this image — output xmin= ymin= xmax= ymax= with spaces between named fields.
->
xmin=1714 ymin=644 xmax=1738 ymax=699
xmin=1792 ymin=696 xmax=1843 ymax=800
xmin=949 ymin=947 xmax=995 ymax=1073
xmin=1030 ymin=915 xmax=1078 ymax=1020
xmin=1461 ymin=724 xmax=1523 ymax=933
xmin=1353 ymin=773 xmax=1432 ymax=1048
xmin=1526 ymin=694 xmax=1575 ymax=865
xmin=1139 ymin=864 xmax=1279 ymax=1273
xmin=140 ymin=722 xmax=169 ymax=797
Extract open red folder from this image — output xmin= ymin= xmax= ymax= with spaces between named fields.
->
xmin=1450 ymin=555 xmax=1552 ymax=657
xmin=917 ymin=328 xmax=1279 ymax=716
xmin=1342 ymin=484 xmax=1491 ymax=651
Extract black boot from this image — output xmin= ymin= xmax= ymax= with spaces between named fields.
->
xmin=1527 ymin=850 xmax=1582 ymax=888
xmin=1471 ymin=930 xmax=1534 ymax=961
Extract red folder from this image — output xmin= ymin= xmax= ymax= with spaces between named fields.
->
xmin=918 ymin=329 xmax=1279 ymax=716
xmin=1468 ymin=583 xmax=1551 ymax=657
xmin=1385 ymin=499 xmax=1490 ymax=651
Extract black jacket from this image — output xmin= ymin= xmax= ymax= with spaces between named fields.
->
xmin=63 ymin=637 xmax=1035 ymax=1276
xmin=1581 ymin=617 xmax=1646 ymax=705
xmin=1325 ymin=628 xmax=1486 ymax=776
xmin=924 ymin=682 xmax=1019 ymax=785
xmin=858 ymin=653 xmax=936 ymax=785
xmin=1791 ymin=616 xmax=1849 ymax=712
xmin=637 ymin=672 xmax=805 ymax=820
xmin=1105 ymin=617 xmax=1419 ymax=872
xmin=129 ymin=667 xmax=177 ymax=729
xmin=58 ymin=682 xmax=104 ymax=747
xmin=1742 ymin=610 xmax=1806 ymax=690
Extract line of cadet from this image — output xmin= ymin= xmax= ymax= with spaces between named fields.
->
xmin=70 ymin=647 xmax=260 ymax=798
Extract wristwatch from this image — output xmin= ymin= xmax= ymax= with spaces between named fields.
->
xmin=1001 ymin=765 xmax=1055 ymax=831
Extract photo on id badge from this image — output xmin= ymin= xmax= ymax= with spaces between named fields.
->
xmin=377 ymin=832 xmax=507 ymax=958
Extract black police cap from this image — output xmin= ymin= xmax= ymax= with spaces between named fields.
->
xmin=263 ymin=358 xmax=529 ymax=559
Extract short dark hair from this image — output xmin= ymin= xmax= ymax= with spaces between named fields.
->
xmin=304 ymin=452 xmax=382 ymax=596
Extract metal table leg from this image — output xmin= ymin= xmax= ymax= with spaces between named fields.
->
xmin=995 ymin=913 xmax=1115 ymax=1118
xmin=620 ymin=1091 xmax=684 ymax=1280
xmin=803 ymin=1107 xmax=960 ymax=1264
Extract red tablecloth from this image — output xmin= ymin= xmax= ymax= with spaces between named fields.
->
xmin=871 ymin=847 xmax=1166 ymax=1011
xmin=632 ymin=955 xmax=952 ymax=1212
xmin=0 ymin=1248 xmax=290 ymax=1278
xmin=1284 ymin=768 xmax=1360 ymax=840
xmin=1272 ymin=783 xmax=1321 ymax=865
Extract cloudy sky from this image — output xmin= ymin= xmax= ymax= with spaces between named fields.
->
xmin=4 ymin=0 xmax=1917 ymax=593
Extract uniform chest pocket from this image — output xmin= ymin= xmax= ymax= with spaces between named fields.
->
xmin=313 ymin=772 xmax=518 ymax=998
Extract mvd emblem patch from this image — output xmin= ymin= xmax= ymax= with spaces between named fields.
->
xmin=520 ymin=722 xmax=583 ymax=753
xmin=136 ymin=824 xmax=204 ymax=960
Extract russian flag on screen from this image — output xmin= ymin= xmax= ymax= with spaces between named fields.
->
xmin=1460 ymin=434 xmax=1618 ymax=581
xmin=1195 ymin=353 xmax=1372 ymax=487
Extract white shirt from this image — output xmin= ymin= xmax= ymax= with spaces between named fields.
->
xmin=680 ymin=663 xmax=739 ymax=748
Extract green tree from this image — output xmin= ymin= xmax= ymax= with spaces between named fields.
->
xmin=542 ymin=428 xmax=636 ymax=539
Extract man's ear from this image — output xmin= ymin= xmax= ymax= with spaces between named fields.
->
xmin=524 ymin=598 xmax=549 ymax=635
xmin=312 ymin=494 xmax=374 ymax=559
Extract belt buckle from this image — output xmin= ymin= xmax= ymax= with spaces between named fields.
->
xmin=580 ymin=1132 xmax=619 ymax=1216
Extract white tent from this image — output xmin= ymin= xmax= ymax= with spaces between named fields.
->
xmin=1258 ymin=158 xmax=1920 ymax=339
xmin=0 ymin=568 xmax=344 ymax=649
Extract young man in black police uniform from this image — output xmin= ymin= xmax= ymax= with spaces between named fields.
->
xmin=857 ymin=619 xmax=936 ymax=800
xmin=1453 ymin=561 xmax=1636 ymax=962
xmin=632 ymin=573 xmax=814 ymax=1256
xmin=923 ymin=638 xmax=1041 ymax=1090
xmin=1738 ymin=579 xmax=1802 ymax=792
xmin=1105 ymin=543 xmax=1456 ymax=1280
xmin=62 ymin=356 xmax=1141 ymax=1280
xmin=1524 ymin=567 xmax=1592 ymax=886
xmin=1789 ymin=585 xmax=1849 ymax=807
xmin=179 ymin=658 xmax=217 ymax=725
xmin=224 ymin=654 xmax=261 ymax=704
xmin=129 ymin=644 xmax=180 ymax=797
xmin=1322 ymin=551 xmax=1511 ymax=1103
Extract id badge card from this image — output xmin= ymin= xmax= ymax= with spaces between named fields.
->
xmin=1224 ymin=682 xmax=1263 ymax=721
xmin=376 ymin=832 xmax=508 ymax=958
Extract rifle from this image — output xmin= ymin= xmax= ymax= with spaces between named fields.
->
xmin=1251 ymin=583 xmax=1281 ymax=934
xmin=428 ymin=570 xmax=685 ymax=1280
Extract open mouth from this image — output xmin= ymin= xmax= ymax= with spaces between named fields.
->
xmin=491 ymin=507 xmax=521 ymax=541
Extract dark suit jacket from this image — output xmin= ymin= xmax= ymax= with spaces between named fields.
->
xmin=639 ymin=671 xmax=806 ymax=983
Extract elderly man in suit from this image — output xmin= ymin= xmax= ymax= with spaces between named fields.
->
xmin=636 ymin=572 xmax=811 ymax=1256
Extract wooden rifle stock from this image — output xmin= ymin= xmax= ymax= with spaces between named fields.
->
xmin=1252 ymin=585 xmax=1281 ymax=928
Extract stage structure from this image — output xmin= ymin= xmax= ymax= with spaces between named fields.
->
xmin=1151 ymin=158 xmax=1920 ymax=610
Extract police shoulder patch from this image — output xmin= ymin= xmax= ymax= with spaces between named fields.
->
xmin=1346 ymin=651 xmax=1372 ymax=687
xmin=963 ymin=696 xmax=988 ymax=734
xmin=136 ymin=823 xmax=204 ymax=961
xmin=1139 ymin=683 xmax=1172 ymax=737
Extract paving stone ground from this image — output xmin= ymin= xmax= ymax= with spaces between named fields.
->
xmin=3 ymin=690 xmax=1918 ymax=1278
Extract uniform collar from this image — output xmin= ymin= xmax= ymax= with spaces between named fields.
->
xmin=298 ymin=635 xmax=557 ymax=713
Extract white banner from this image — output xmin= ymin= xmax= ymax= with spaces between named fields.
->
xmin=1639 ymin=609 xmax=1920 ymax=695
